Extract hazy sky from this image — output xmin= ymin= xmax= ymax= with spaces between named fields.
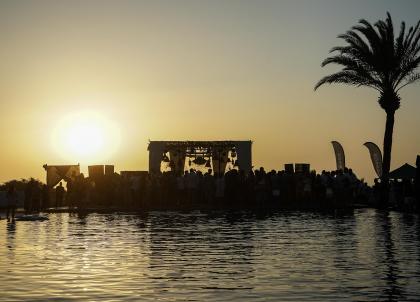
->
xmin=0 ymin=0 xmax=419 ymax=183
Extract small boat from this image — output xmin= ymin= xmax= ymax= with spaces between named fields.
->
xmin=15 ymin=214 xmax=49 ymax=221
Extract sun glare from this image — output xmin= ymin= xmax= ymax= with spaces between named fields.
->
xmin=52 ymin=111 xmax=121 ymax=163
xmin=66 ymin=123 xmax=104 ymax=156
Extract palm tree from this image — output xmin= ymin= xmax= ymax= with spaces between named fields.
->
xmin=315 ymin=13 xmax=420 ymax=182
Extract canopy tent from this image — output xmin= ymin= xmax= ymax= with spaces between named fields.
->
xmin=388 ymin=163 xmax=416 ymax=180
xmin=43 ymin=164 xmax=80 ymax=187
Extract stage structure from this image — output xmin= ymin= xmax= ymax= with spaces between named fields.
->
xmin=43 ymin=164 xmax=80 ymax=188
xmin=148 ymin=141 xmax=252 ymax=175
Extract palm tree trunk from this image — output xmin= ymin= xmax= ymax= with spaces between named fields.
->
xmin=379 ymin=110 xmax=395 ymax=208
xmin=382 ymin=110 xmax=395 ymax=181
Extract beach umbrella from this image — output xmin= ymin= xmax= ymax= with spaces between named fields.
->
xmin=388 ymin=163 xmax=416 ymax=180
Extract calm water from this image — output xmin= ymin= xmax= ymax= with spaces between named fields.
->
xmin=1 ymin=209 xmax=420 ymax=301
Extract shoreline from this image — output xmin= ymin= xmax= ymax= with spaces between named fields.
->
xmin=2 ymin=204 xmax=417 ymax=220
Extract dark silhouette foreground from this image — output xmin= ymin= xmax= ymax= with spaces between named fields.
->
xmin=1 ymin=163 xmax=419 ymax=214
xmin=315 ymin=13 xmax=420 ymax=193
xmin=2 ymin=168 xmax=373 ymax=211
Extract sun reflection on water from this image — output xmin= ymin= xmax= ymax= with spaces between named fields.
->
xmin=0 ymin=210 xmax=419 ymax=301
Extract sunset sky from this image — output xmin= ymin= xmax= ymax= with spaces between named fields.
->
xmin=0 ymin=0 xmax=419 ymax=183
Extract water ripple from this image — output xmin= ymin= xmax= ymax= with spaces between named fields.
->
xmin=1 ymin=209 xmax=420 ymax=301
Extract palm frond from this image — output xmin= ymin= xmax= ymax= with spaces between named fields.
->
xmin=321 ymin=55 xmax=381 ymax=86
xmin=396 ymin=72 xmax=420 ymax=91
xmin=395 ymin=21 xmax=406 ymax=58
xmin=314 ymin=71 xmax=380 ymax=91
xmin=316 ymin=13 xmax=420 ymax=97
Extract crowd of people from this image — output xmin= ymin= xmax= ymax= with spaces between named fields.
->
xmin=51 ymin=167 xmax=372 ymax=211
xmin=2 ymin=163 xmax=419 ymax=216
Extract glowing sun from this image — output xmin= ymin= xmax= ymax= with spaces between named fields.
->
xmin=66 ymin=122 xmax=104 ymax=156
xmin=52 ymin=111 xmax=121 ymax=162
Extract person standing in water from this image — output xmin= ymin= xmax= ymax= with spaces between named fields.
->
xmin=55 ymin=182 xmax=65 ymax=208
xmin=6 ymin=184 xmax=18 ymax=222
xmin=416 ymin=155 xmax=420 ymax=210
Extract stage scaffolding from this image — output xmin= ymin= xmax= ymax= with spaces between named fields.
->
xmin=148 ymin=140 xmax=252 ymax=174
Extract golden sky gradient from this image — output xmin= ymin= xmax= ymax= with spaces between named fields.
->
xmin=0 ymin=0 xmax=419 ymax=183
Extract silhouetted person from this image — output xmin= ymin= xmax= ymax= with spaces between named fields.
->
xmin=416 ymin=155 xmax=420 ymax=210
xmin=24 ymin=180 xmax=32 ymax=213
xmin=32 ymin=182 xmax=42 ymax=212
xmin=186 ymin=169 xmax=198 ymax=206
xmin=176 ymin=171 xmax=186 ymax=206
xmin=66 ymin=178 xmax=75 ymax=209
xmin=6 ymin=184 xmax=18 ymax=222
xmin=372 ymin=178 xmax=386 ymax=208
xmin=214 ymin=173 xmax=225 ymax=207
xmin=73 ymin=174 xmax=86 ymax=209
xmin=41 ymin=184 xmax=50 ymax=210
xmin=55 ymin=182 xmax=65 ymax=208
xmin=203 ymin=170 xmax=215 ymax=206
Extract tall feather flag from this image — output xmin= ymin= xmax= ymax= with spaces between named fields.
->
xmin=363 ymin=142 xmax=383 ymax=178
xmin=331 ymin=141 xmax=346 ymax=171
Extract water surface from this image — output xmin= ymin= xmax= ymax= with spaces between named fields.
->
xmin=1 ymin=209 xmax=420 ymax=301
